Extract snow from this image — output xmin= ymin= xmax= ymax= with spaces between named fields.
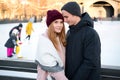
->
xmin=0 ymin=21 xmax=120 ymax=66
xmin=94 ymin=21 xmax=120 ymax=66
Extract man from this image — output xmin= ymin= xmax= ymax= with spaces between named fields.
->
xmin=61 ymin=2 xmax=101 ymax=80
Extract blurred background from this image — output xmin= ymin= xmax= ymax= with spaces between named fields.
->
xmin=0 ymin=0 xmax=120 ymax=23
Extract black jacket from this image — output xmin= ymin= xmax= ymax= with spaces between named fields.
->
xmin=5 ymin=35 xmax=17 ymax=48
xmin=65 ymin=12 xmax=101 ymax=80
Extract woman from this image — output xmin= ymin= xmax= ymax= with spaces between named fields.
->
xmin=35 ymin=10 xmax=68 ymax=80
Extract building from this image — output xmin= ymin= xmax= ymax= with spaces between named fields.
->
xmin=0 ymin=0 xmax=120 ymax=20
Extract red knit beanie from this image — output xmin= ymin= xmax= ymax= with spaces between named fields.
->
xmin=46 ymin=9 xmax=64 ymax=27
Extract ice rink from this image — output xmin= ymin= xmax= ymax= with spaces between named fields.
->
xmin=0 ymin=21 xmax=120 ymax=66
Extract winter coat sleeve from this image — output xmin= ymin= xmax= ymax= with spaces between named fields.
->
xmin=36 ymin=63 xmax=68 ymax=80
xmin=73 ymin=28 xmax=101 ymax=80
xmin=11 ymin=36 xmax=17 ymax=46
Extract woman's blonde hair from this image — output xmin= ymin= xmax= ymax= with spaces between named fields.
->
xmin=47 ymin=23 xmax=66 ymax=51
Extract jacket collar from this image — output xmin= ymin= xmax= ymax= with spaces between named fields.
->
xmin=69 ymin=12 xmax=94 ymax=32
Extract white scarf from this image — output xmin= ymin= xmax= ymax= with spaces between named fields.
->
xmin=35 ymin=33 xmax=64 ymax=67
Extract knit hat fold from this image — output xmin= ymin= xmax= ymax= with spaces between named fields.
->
xmin=61 ymin=2 xmax=81 ymax=17
xmin=46 ymin=10 xmax=64 ymax=27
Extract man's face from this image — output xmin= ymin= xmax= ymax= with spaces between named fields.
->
xmin=61 ymin=10 xmax=76 ymax=26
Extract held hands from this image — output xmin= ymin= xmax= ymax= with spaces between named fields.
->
xmin=16 ymin=41 xmax=22 ymax=46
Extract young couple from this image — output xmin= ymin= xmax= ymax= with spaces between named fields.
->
xmin=35 ymin=1 xmax=101 ymax=80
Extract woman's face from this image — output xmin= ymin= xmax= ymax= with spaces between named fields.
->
xmin=52 ymin=19 xmax=64 ymax=33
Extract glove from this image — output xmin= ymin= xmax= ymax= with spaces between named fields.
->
xmin=15 ymin=44 xmax=18 ymax=46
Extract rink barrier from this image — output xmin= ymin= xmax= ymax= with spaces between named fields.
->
xmin=0 ymin=59 xmax=120 ymax=80
xmin=101 ymin=65 xmax=120 ymax=80
xmin=0 ymin=59 xmax=37 ymax=80
xmin=0 ymin=59 xmax=37 ymax=73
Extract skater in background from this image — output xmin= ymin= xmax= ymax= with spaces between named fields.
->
xmin=5 ymin=29 xmax=18 ymax=57
xmin=9 ymin=23 xmax=23 ymax=41
xmin=25 ymin=16 xmax=34 ymax=41
xmin=9 ymin=23 xmax=23 ymax=54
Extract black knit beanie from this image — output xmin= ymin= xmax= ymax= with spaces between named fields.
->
xmin=18 ymin=23 xmax=23 ymax=27
xmin=61 ymin=2 xmax=81 ymax=17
